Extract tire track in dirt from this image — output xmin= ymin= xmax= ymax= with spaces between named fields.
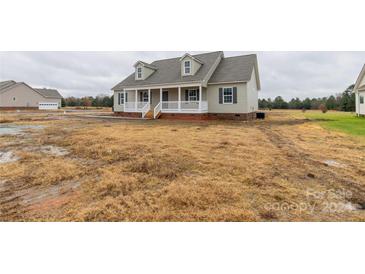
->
xmin=257 ymin=124 xmax=365 ymax=207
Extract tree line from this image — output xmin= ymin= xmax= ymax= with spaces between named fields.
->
xmin=61 ymin=94 xmax=113 ymax=108
xmin=259 ymin=85 xmax=356 ymax=112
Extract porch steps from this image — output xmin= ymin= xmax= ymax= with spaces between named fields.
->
xmin=144 ymin=110 xmax=154 ymax=119
xmin=154 ymin=111 xmax=162 ymax=119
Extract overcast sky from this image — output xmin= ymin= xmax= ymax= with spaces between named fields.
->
xmin=0 ymin=51 xmax=364 ymax=100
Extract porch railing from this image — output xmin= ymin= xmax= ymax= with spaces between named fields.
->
xmin=161 ymin=101 xmax=208 ymax=112
xmin=154 ymin=102 xmax=162 ymax=119
xmin=123 ymin=100 xmax=208 ymax=113
xmin=124 ymin=101 xmax=149 ymax=112
xmin=141 ymin=103 xmax=150 ymax=118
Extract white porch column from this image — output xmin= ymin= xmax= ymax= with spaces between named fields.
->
xmin=160 ymin=88 xmax=163 ymax=107
xmin=199 ymin=85 xmax=202 ymax=110
xmin=135 ymin=90 xmax=138 ymax=111
xmin=178 ymin=86 xmax=181 ymax=111
xmin=148 ymin=89 xmax=151 ymax=105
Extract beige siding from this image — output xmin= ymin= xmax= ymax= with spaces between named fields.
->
xmin=0 ymin=84 xmax=60 ymax=107
xmin=181 ymin=56 xmax=202 ymax=76
xmin=135 ymin=64 xmax=155 ymax=80
xmin=246 ymin=70 xmax=259 ymax=112
xmin=113 ymin=92 xmax=123 ymax=111
xmin=206 ymin=83 xmax=248 ymax=113
xmin=360 ymin=75 xmax=365 ymax=87
xmin=151 ymin=89 xmax=160 ymax=109
xmin=114 ymin=90 xmax=137 ymax=111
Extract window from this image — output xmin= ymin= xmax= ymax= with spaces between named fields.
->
xmin=223 ymin=88 xmax=233 ymax=104
xmin=137 ymin=67 xmax=142 ymax=79
xmin=142 ymin=91 xmax=149 ymax=102
xmin=360 ymin=96 xmax=364 ymax=104
xmin=184 ymin=61 xmax=191 ymax=75
xmin=188 ymin=89 xmax=198 ymax=101
xmin=162 ymin=91 xmax=169 ymax=102
xmin=119 ymin=93 xmax=124 ymax=104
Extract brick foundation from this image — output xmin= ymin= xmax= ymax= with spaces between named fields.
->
xmin=207 ymin=112 xmax=256 ymax=121
xmin=113 ymin=112 xmax=142 ymax=118
xmin=160 ymin=112 xmax=256 ymax=121
xmin=113 ymin=111 xmax=257 ymax=121
xmin=159 ymin=113 xmax=210 ymax=120
xmin=0 ymin=107 xmax=39 ymax=111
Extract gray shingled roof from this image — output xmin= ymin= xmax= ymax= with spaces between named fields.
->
xmin=0 ymin=81 xmax=63 ymax=98
xmin=208 ymin=54 xmax=257 ymax=84
xmin=113 ymin=51 xmax=223 ymax=90
xmin=34 ymin=88 xmax=63 ymax=99
xmin=0 ymin=80 xmax=17 ymax=91
xmin=136 ymin=61 xmax=158 ymax=70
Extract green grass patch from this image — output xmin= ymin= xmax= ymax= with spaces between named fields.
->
xmin=305 ymin=111 xmax=365 ymax=137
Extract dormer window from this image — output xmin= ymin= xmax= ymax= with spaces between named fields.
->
xmin=184 ymin=61 xmax=191 ymax=75
xmin=137 ymin=67 xmax=142 ymax=79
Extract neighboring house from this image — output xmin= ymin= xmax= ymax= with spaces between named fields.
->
xmin=0 ymin=80 xmax=63 ymax=109
xmin=354 ymin=64 xmax=365 ymax=116
xmin=112 ymin=51 xmax=261 ymax=120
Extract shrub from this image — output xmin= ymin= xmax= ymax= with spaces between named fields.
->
xmin=319 ymin=104 xmax=328 ymax=113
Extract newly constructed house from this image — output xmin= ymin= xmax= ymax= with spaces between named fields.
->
xmin=354 ymin=65 xmax=365 ymax=116
xmin=112 ymin=51 xmax=260 ymax=120
xmin=0 ymin=80 xmax=63 ymax=109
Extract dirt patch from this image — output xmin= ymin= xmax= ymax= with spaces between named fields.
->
xmin=24 ymin=145 xmax=69 ymax=156
xmin=0 ymin=151 xmax=19 ymax=164
xmin=0 ymin=124 xmax=44 ymax=135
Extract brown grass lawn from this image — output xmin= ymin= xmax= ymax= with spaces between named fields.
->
xmin=0 ymin=110 xmax=364 ymax=221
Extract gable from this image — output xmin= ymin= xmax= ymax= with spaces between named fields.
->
xmin=135 ymin=64 xmax=154 ymax=80
xmin=354 ymin=64 xmax=365 ymax=92
xmin=360 ymin=75 xmax=365 ymax=87
xmin=180 ymin=55 xmax=202 ymax=76
xmin=0 ymin=83 xmax=45 ymax=102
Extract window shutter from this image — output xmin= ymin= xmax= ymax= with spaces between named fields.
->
xmin=185 ymin=90 xmax=189 ymax=101
xmin=219 ymin=88 xmax=223 ymax=104
xmin=140 ymin=92 xmax=143 ymax=102
xmin=125 ymin=93 xmax=128 ymax=103
xmin=118 ymin=93 xmax=121 ymax=105
xmin=197 ymin=89 xmax=200 ymax=101
xmin=233 ymin=87 xmax=237 ymax=104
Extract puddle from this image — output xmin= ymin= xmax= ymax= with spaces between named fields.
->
xmin=0 ymin=151 xmax=19 ymax=164
xmin=0 ymin=124 xmax=44 ymax=135
xmin=323 ymin=160 xmax=346 ymax=168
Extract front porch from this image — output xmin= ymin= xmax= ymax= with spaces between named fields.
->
xmin=115 ymin=85 xmax=208 ymax=118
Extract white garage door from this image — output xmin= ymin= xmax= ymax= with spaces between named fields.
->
xmin=39 ymin=102 xmax=59 ymax=110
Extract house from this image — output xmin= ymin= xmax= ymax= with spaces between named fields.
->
xmin=0 ymin=80 xmax=63 ymax=110
xmin=111 ymin=51 xmax=261 ymax=120
xmin=354 ymin=64 xmax=365 ymax=116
